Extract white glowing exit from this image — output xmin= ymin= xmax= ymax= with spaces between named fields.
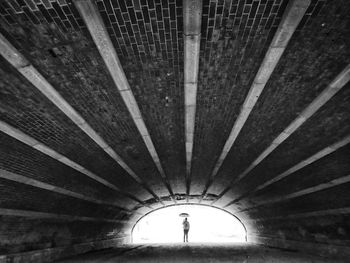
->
xmin=132 ymin=204 xmax=247 ymax=243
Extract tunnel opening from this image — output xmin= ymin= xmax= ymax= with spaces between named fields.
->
xmin=131 ymin=204 xmax=247 ymax=244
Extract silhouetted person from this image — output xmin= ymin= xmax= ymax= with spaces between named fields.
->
xmin=183 ymin=217 xmax=190 ymax=242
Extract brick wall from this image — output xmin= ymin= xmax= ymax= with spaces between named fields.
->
xmin=208 ymin=0 xmax=350 ymax=196
xmin=0 ymin=178 xmax=127 ymax=219
xmin=0 ymin=0 xmax=349 ymax=260
xmin=191 ymin=0 xmax=289 ymax=194
xmin=0 ymin=216 xmax=125 ymax=254
xmin=220 ymin=85 xmax=350 ymax=198
xmin=0 ymin=0 xmax=168 ymax=198
xmin=0 ymin=133 xmax=139 ymax=209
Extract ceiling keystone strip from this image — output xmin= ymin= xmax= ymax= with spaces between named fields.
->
xmin=0 ymin=33 xmax=161 ymax=205
xmin=0 ymin=120 xmax=150 ymax=209
xmin=0 ymin=169 xmax=133 ymax=213
xmin=211 ymin=64 xmax=350 ymax=205
xmin=73 ymin=0 xmax=174 ymax=202
xmin=201 ymin=0 xmax=311 ymax=201
xmin=183 ymin=0 xmax=202 ymax=199
xmin=0 ymin=208 xmax=133 ymax=224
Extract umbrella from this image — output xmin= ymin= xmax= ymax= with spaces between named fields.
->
xmin=179 ymin=213 xmax=189 ymax=217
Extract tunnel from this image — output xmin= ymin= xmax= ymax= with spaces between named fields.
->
xmin=131 ymin=204 xmax=247 ymax=243
xmin=0 ymin=0 xmax=349 ymax=262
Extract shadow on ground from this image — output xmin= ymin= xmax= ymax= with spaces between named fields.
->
xmin=56 ymin=243 xmax=347 ymax=262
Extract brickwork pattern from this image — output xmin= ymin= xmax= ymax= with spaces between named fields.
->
xmin=0 ymin=178 xmax=126 ymax=219
xmin=253 ymin=214 xmax=350 ymax=246
xmin=94 ymin=0 xmax=186 ymax=194
xmin=190 ymin=0 xmax=289 ymax=194
xmin=0 ymin=0 xmax=169 ymax=197
xmin=0 ymin=133 xmax=140 ymax=210
xmin=0 ymin=0 xmax=349 ymax=257
xmin=0 ymin=216 xmax=123 ymax=254
xmin=227 ymin=85 xmax=350 ymax=199
xmin=245 ymin=182 xmax=350 ymax=219
xmin=208 ymin=0 xmax=350 ymax=196
xmin=253 ymin=145 xmax=350 ymax=200
xmin=0 ymin=58 xmax=151 ymax=204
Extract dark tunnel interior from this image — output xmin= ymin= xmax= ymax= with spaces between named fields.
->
xmin=0 ymin=0 xmax=349 ymax=262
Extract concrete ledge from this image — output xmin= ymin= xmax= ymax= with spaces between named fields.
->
xmin=0 ymin=237 xmax=128 ymax=263
xmin=249 ymin=235 xmax=350 ymax=260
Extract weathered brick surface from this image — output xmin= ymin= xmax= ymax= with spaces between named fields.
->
xmin=0 ymin=0 xmax=349 ymax=257
xmin=226 ymin=85 xmax=350 ymax=198
xmin=190 ymin=0 xmax=289 ymax=194
xmin=0 ymin=216 xmax=124 ymax=254
xmin=94 ymin=0 xmax=186 ymax=194
xmin=0 ymin=57 xmax=151 ymax=203
xmin=252 ymin=144 xmax=350 ymax=201
xmin=0 ymin=178 xmax=126 ymax=219
xmin=0 ymin=0 xmax=169 ymax=197
xmin=208 ymin=0 xmax=350 ymax=196
xmin=246 ymin=182 xmax=350 ymax=219
xmin=0 ymin=133 xmax=139 ymax=210
xmin=253 ymin=214 xmax=350 ymax=246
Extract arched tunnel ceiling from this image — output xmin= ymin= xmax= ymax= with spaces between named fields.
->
xmin=0 ymin=0 xmax=349 ymax=254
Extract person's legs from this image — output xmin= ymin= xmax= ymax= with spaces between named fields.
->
xmin=183 ymin=230 xmax=185 ymax=242
xmin=184 ymin=230 xmax=189 ymax=242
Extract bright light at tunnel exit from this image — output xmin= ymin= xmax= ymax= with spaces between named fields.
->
xmin=132 ymin=204 xmax=247 ymax=243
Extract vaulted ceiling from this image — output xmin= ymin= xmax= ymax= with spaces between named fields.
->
xmin=0 ymin=0 xmax=349 ymax=258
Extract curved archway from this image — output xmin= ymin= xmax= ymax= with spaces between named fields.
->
xmin=131 ymin=204 xmax=247 ymax=243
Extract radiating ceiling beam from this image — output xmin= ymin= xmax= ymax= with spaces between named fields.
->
xmin=252 ymin=135 xmax=350 ymax=194
xmin=73 ymin=0 xmax=174 ymax=203
xmin=238 ymin=174 xmax=350 ymax=212
xmin=0 ymin=208 xmax=134 ymax=224
xmin=201 ymin=0 xmax=311 ymax=201
xmin=245 ymin=207 xmax=350 ymax=222
xmin=225 ymin=135 xmax=350 ymax=207
xmin=0 ymin=169 xmax=134 ymax=213
xmin=0 ymin=34 xmax=162 ymax=205
xmin=231 ymin=172 xmax=350 ymax=212
xmin=0 ymin=120 xmax=151 ymax=209
xmin=183 ymin=0 xmax=202 ymax=199
xmin=211 ymin=63 xmax=350 ymax=205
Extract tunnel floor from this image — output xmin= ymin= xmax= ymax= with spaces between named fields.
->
xmin=57 ymin=243 xmax=345 ymax=262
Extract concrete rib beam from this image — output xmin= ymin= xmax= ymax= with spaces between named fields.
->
xmin=213 ymin=64 xmax=350 ymax=206
xmin=224 ymin=135 xmax=350 ymax=209
xmin=0 ymin=208 xmax=134 ymax=224
xmin=254 ymin=48 xmax=285 ymax=84
xmin=183 ymin=0 xmax=202 ymax=35
xmin=185 ymin=83 xmax=198 ymax=107
xmin=74 ymin=0 xmax=173 ymax=202
xmin=0 ymin=120 xmax=39 ymax=147
xmin=0 ymin=33 xmax=157 ymax=199
xmin=201 ymin=0 xmax=311 ymax=202
xmin=246 ymin=207 xmax=350 ymax=222
xmin=184 ymin=35 xmax=201 ymax=83
xmin=214 ymin=64 xmax=350 ymax=207
xmin=185 ymin=105 xmax=196 ymax=136
xmin=18 ymin=65 xmax=86 ymax=127
xmin=0 ymin=120 xmax=147 ymax=209
xmin=235 ymin=173 xmax=350 ymax=212
xmin=0 ymin=169 xmax=132 ymax=212
xmin=183 ymin=0 xmax=202 ymax=200
xmin=119 ymin=89 xmax=143 ymax=119
xmin=254 ymin=135 xmax=350 ymax=193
